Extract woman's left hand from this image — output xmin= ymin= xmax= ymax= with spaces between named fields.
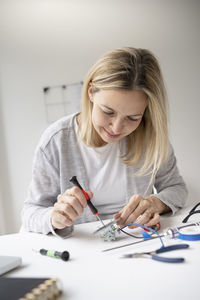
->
xmin=114 ymin=194 xmax=170 ymax=228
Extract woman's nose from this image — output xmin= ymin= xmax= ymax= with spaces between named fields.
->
xmin=109 ymin=118 xmax=124 ymax=133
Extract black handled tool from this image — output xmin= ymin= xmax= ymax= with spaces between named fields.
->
xmin=33 ymin=248 xmax=70 ymax=261
xmin=69 ymin=176 xmax=105 ymax=227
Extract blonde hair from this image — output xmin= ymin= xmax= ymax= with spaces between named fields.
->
xmin=79 ymin=47 xmax=169 ymax=179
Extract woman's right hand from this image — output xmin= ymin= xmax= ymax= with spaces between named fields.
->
xmin=51 ymin=186 xmax=92 ymax=230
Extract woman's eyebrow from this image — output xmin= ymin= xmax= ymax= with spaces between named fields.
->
xmin=101 ymin=105 xmax=143 ymax=116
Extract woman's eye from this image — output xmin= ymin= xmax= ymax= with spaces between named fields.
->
xmin=103 ymin=110 xmax=114 ymax=115
xmin=127 ymin=117 xmax=140 ymax=121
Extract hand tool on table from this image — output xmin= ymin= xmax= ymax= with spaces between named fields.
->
xmin=33 ymin=248 xmax=70 ymax=261
xmin=121 ymin=243 xmax=189 ymax=263
xmin=69 ymin=176 xmax=105 ymax=227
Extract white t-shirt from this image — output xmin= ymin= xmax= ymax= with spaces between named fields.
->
xmin=75 ymin=119 xmax=126 ymax=215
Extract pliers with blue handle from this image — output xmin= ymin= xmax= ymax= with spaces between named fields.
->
xmin=121 ymin=243 xmax=189 ymax=263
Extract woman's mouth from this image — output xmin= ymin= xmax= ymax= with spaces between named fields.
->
xmin=103 ymin=128 xmax=121 ymax=139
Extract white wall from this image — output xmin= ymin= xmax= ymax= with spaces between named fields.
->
xmin=0 ymin=0 xmax=199 ymax=233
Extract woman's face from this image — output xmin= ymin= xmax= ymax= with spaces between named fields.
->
xmin=88 ymin=88 xmax=147 ymax=145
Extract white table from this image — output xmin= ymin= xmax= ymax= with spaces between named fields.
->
xmin=0 ymin=204 xmax=199 ymax=300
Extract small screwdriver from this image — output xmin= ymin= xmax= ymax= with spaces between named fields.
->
xmin=33 ymin=248 xmax=70 ymax=261
xmin=69 ymin=176 xmax=105 ymax=227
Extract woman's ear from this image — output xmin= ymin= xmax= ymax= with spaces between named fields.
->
xmin=88 ymin=82 xmax=93 ymax=102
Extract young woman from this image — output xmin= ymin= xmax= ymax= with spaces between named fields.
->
xmin=21 ymin=47 xmax=187 ymax=238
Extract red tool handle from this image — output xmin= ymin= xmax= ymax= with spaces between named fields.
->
xmin=69 ymin=176 xmax=98 ymax=216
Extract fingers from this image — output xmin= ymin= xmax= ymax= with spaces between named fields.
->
xmin=134 ymin=209 xmax=153 ymax=226
xmin=59 ymin=186 xmax=88 ymax=208
xmin=51 ymin=186 xmax=92 ymax=230
xmin=117 ymin=195 xmax=162 ymax=228
xmin=118 ymin=194 xmax=145 ymax=226
xmin=55 ymin=199 xmax=83 ymax=219
xmin=51 ymin=210 xmax=73 ymax=229
xmin=113 ymin=211 xmax=122 ymax=221
xmin=145 ymin=213 xmax=160 ymax=227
